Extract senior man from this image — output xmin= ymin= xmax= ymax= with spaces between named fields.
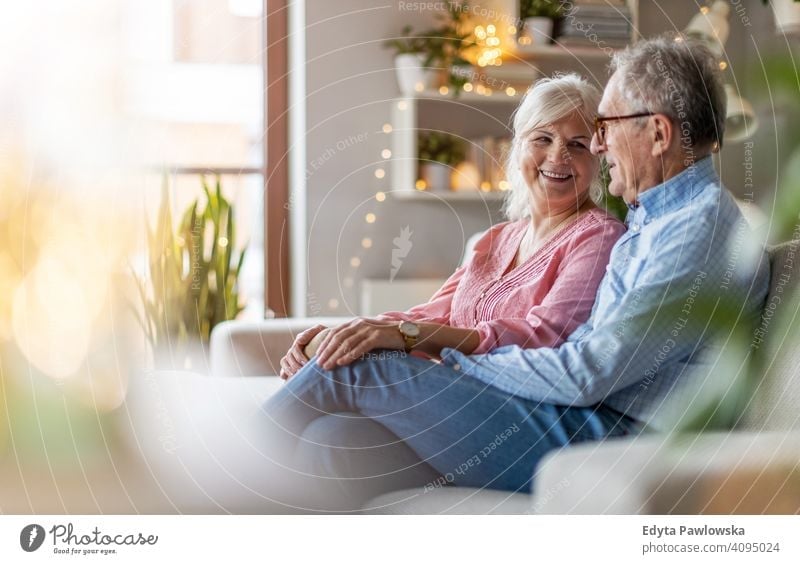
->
xmin=259 ymin=35 xmax=770 ymax=511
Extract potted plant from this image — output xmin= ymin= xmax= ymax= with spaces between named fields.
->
xmin=384 ymin=25 xmax=436 ymax=95
xmin=418 ymin=131 xmax=466 ymax=191
xmin=519 ymin=0 xmax=563 ymax=45
xmin=132 ymin=175 xmax=247 ymax=370
xmin=384 ymin=3 xmax=478 ymax=96
xmin=425 ymin=2 xmax=478 ymax=93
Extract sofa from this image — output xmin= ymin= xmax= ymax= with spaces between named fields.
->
xmin=203 ymin=240 xmax=800 ymax=514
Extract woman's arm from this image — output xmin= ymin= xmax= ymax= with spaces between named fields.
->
xmin=314 ymin=319 xmax=481 ymax=370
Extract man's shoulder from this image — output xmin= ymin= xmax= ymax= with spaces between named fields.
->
xmin=649 ymin=182 xmax=739 ymax=237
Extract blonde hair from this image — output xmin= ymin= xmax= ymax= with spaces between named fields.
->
xmin=503 ymin=73 xmax=602 ymax=221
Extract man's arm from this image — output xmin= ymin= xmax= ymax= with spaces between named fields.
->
xmin=444 ymin=224 xmax=762 ymax=407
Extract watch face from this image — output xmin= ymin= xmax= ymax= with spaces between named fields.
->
xmin=399 ymin=321 xmax=420 ymax=337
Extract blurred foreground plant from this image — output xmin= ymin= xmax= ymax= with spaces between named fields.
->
xmin=132 ymin=175 xmax=246 ymax=351
xmin=675 ymin=47 xmax=800 ymax=435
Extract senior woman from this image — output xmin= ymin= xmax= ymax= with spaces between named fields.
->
xmin=261 ymin=74 xmax=627 ymax=511
xmin=280 ymin=73 xmax=624 ymax=380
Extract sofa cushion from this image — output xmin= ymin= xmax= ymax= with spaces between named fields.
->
xmin=363 ymin=486 xmax=532 ymax=515
xmin=531 ymin=431 xmax=800 ymax=514
xmin=746 ymin=240 xmax=800 ymax=430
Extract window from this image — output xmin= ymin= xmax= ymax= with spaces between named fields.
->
xmin=126 ymin=0 xmax=266 ymax=318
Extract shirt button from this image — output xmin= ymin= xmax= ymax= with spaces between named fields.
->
xmin=631 ymin=224 xmax=640 ymax=232
xmin=452 ymin=363 xmax=461 ymax=371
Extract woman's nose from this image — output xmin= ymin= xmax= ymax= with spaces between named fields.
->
xmin=590 ymin=132 xmax=605 ymax=155
xmin=547 ymin=140 xmax=569 ymax=163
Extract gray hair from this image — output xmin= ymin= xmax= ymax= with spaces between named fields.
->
xmin=610 ymin=34 xmax=726 ymax=151
xmin=503 ymin=73 xmax=602 ymax=222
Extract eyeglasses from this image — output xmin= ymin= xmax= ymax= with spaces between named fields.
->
xmin=593 ymin=112 xmax=656 ymax=145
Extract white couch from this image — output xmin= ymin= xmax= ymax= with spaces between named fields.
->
xmin=204 ymin=241 xmax=800 ymax=514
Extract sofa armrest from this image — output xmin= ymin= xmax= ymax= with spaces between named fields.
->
xmin=531 ymin=431 xmax=800 ymax=514
xmin=210 ymin=317 xmax=352 ymax=377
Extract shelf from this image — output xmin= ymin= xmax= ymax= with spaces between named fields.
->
xmin=405 ymin=89 xmax=522 ymax=104
xmin=512 ymin=41 xmax=626 ymax=61
xmin=388 ymin=189 xmax=507 ymax=202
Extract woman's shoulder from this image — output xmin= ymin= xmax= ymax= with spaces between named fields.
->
xmin=579 ymin=207 xmax=626 ymax=236
xmin=563 ymin=208 xmax=626 ymax=249
xmin=471 ymin=219 xmax=526 ymax=252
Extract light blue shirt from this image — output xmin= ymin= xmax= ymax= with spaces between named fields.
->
xmin=441 ymin=157 xmax=770 ymax=430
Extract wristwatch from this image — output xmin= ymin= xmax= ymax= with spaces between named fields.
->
xmin=398 ymin=321 xmax=420 ymax=352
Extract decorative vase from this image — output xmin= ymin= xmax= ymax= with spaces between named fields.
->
xmin=420 ymin=162 xmax=451 ymax=192
xmin=451 ymin=161 xmax=481 ymax=192
xmin=394 ymin=53 xmax=434 ymax=95
xmin=523 ymin=17 xmax=554 ymax=46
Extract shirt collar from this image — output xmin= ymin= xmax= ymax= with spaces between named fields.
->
xmin=632 ymin=156 xmax=717 ymax=221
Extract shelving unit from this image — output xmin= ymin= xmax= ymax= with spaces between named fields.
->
xmin=389 ymin=0 xmax=640 ymax=202
xmin=390 ymin=91 xmax=519 ymax=198
xmin=388 ymin=189 xmax=507 ymax=202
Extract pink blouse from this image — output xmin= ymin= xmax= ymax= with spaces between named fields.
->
xmin=379 ymin=208 xmax=625 ymax=354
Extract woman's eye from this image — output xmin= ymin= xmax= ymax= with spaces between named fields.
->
xmin=532 ymin=137 xmax=550 ymax=145
xmin=569 ymin=142 xmax=588 ymax=150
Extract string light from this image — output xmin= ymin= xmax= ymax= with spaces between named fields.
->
xmin=397 ymin=101 xmax=407 ymax=110
xmin=439 ymin=86 xmax=449 ymax=95
xmin=361 ymin=237 xmax=372 ymax=249
xmin=382 ymin=123 xmax=393 ymax=133
xmin=375 ymin=191 xmax=386 ymax=202
xmin=374 ymin=168 xmax=385 ymax=179
xmin=350 ymin=257 xmax=361 ymax=267
xmin=415 ymin=179 xmax=427 ymax=190
xmin=475 ymin=21 xmax=504 ymax=67
xmin=381 ymin=149 xmax=391 ymax=159
xmin=463 ymin=83 xmax=473 ymax=92
xmin=365 ymin=213 xmax=376 ymax=223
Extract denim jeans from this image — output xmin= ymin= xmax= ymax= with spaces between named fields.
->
xmin=259 ymin=352 xmax=642 ymax=511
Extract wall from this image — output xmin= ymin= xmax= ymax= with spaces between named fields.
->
xmin=301 ymin=0 xmax=783 ymax=317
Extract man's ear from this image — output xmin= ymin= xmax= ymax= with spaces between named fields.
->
xmin=649 ymin=114 xmax=673 ymax=157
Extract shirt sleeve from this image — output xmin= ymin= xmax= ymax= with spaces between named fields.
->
xmin=471 ymin=218 xmax=625 ymax=354
xmin=441 ymin=218 xmax=748 ymax=407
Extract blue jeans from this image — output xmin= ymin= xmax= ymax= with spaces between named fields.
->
xmin=260 ymin=352 xmax=641 ymax=511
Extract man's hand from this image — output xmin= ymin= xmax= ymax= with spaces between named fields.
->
xmin=279 ymin=324 xmax=327 ymax=380
xmin=315 ymin=318 xmax=405 ymax=370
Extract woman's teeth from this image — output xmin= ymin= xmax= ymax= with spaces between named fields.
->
xmin=540 ymin=170 xmax=571 ymax=180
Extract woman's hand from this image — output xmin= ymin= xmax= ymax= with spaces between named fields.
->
xmin=279 ymin=324 xmax=327 ymax=381
xmin=315 ymin=318 xmax=405 ymax=370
